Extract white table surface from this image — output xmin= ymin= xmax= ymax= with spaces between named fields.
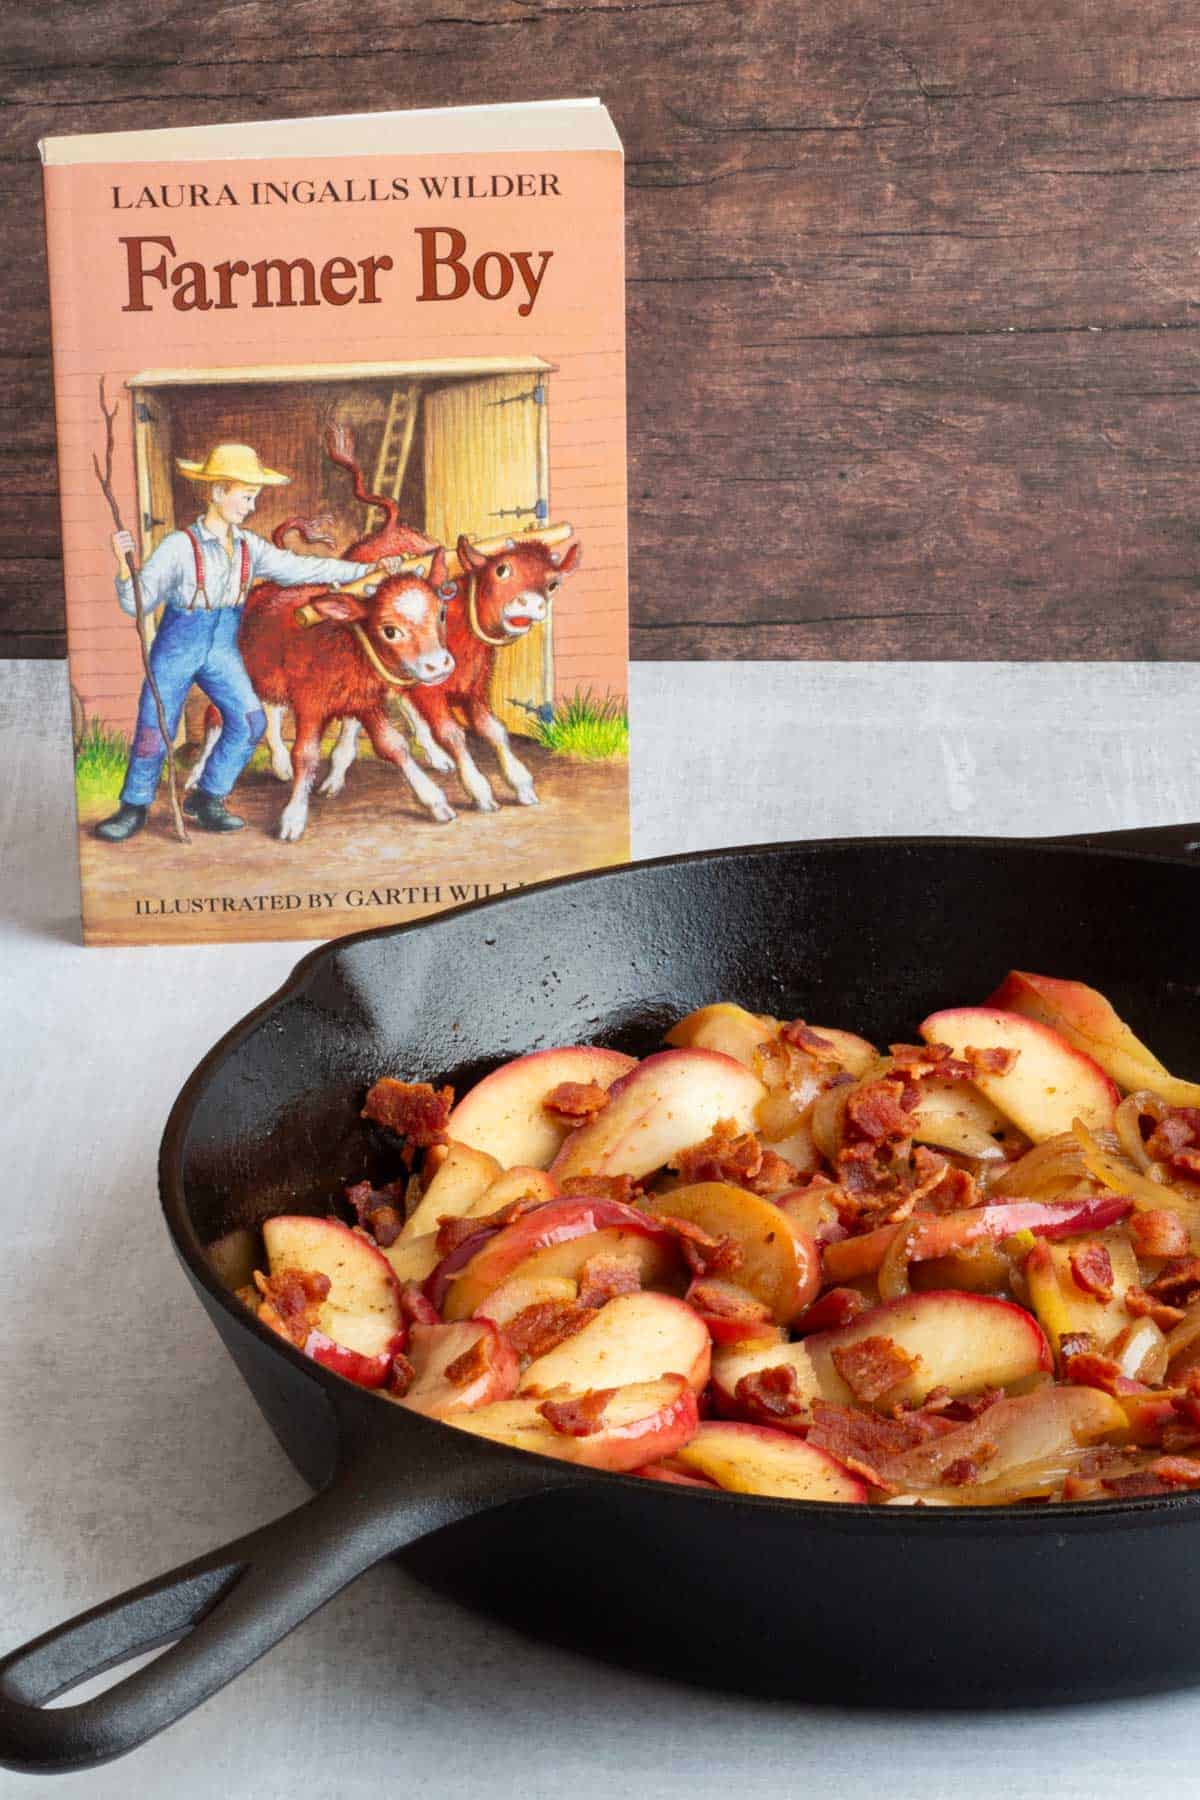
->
xmin=3 ymin=655 xmax=1200 ymax=1799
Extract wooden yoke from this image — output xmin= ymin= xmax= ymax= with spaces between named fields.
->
xmin=291 ymin=522 xmax=575 ymax=626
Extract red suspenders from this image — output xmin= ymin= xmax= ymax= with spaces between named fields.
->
xmin=183 ymin=528 xmax=250 ymax=610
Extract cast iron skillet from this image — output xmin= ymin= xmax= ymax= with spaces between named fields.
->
xmin=3 ymin=826 xmax=1200 ymax=1773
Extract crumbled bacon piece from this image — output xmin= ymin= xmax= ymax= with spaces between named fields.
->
xmin=252 ymin=1267 xmax=330 ymax=1344
xmin=1145 ymin=1109 xmax=1200 ymax=1164
xmin=543 ymin=1080 xmax=610 ymax=1122
xmin=907 ymin=1146 xmax=979 ymax=1214
xmin=844 ymin=1078 xmax=917 ymax=1145
xmin=750 ymin=1149 xmax=801 ymax=1195
xmin=781 ymin=1020 xmax=839 ymax=1058
xmin=807 ymin=1399 xmax=956 ymax=1485
xmin=688 ymin=1280 xmax=772 ymax=1324
xmin=1101 ymin=1470 xmax=1170 ymax=1498
xmin=937 ymin=1388 xmax=1004 ymax=1423
xmin=1061 ymin=1350 xmax=1129 ymax=1396
xmin=829 ymin=1334 xmax=921 ymax=1404
xmin=344 ymin=1177 xmax=408 ymax=1246
xmin=434 ymin=1214 xmax=490 ymax=1257
xmin=1147 ymin=1258 xmax=1200 ymax=1305
xmin=387 ymin=1351 xmax=416 ymax=1397
xmin=559 ymin=1174 xmax=641 ymax=1205
xmin=1059 ymin=1331 xmax=1097 ymax=1361
xmin=1125 ymin=1287 xmax=1186 ymax=1330
xmin=1129 ymin=1210 xmax=1190 ymax=1261
xmin=670 ymin=1117 xmax=763 ymax=1189
xmin=434 ymin=1192 xmax=546 ymax=1257
xmin=444 ymin=1334 xmax=494 ymax=1388
xmin=657 ymin=1211 xmax=744 ymax=1278
xmin=538 ymin=1389 xmax=614 ymax=1436
xmin=889 ymin=1043 xmax=974 ymax=1084
xmin=941 ymin=1454 xmax=985 ymax=1486
xmin=1069 ymin=1243 xmax=1114 ymax=1301
xmin=1149 ymin=1455 xmax=1200 ymax=1488
xmin=965 ymin=1045 xmax=1019 ymax=1077
xmin=577 ymin=1253 xmax=643 ymax=1309
xmin=362 ymin=1079 xmax=453 ymax=1148
xmin=792 ymin=1287 xmax=867 ymax=1334
xmin=504 ymin=1300 xmax=594 ymax=1360
xmin=734 ymin=1363 xmax=807 ymax=1421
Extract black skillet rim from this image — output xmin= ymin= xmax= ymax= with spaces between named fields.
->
xmin=157 ymin=832 xmax=1200 ymax=1536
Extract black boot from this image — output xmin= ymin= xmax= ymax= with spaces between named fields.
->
xmin=94 ymin=802 xmax=148 ymax=842
xmin=184 ymin=791 xmax=246 ymax=832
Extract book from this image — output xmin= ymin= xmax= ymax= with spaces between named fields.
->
xmin=39 ymin=100 xmax=628 ymax=946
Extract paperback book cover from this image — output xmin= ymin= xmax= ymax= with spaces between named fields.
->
xmin=40 ymin=99 xmax=628 ymax=946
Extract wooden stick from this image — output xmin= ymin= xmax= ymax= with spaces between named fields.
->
xmin=92 ymin=378 xmax=189 ymax=843
xmin=295 ymin=521 xmax=574 ymax=617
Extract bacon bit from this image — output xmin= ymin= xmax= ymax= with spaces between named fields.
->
xmin=670 ymin=1117 xmax=764 ymax=1189
xmin=966 ymin=1046 xmax=1019 ymax=1077
xmin=1059 ymin=1331 xmax=1098 ymax=1361
xmin=543 ymin=1080 xmax=610 ymax=1122
xmin=734 ymin=1363 xmax=807 ymax=1421
xmin=434 ymin=1193 xmax=546 ymax=1258
xmin=388 ymin=1351 xmax=416 ymax=1397
xmin=1149 ymin=1455 xmax=1200 ymax=1488
xmin=781 ymin=1020 xmax=839 ymax=1058
xmin=504 ymin=1300 xmax=594 ymax=1360
xmin=657 ymin=1211 xmax=744 ymax=1279
xmin=1148 ymin=1258 xmax=1200 ymax=1305
xmin=807 ymin=1399 xmax=956 ymax=1485
xmin=252 ymin=1268 xmax=330 ymax=1345
xmin=940 ymin=1450 xmax=995 ymax=1487
xmin=1145 ymin=1109 xmax=1200 ymax=1163
xmin=688 ymin=1280 xmax=772 ymax=1324
xmin=750 ymin=1149 xmax=801 ymax=1195
xmin=559 ymin=1174 xmax=641 ymax=1205
xmin=1130 ymin=1210 xmax=1191 ymax=1260
xmin=914 ymin=1387 xmax=1004 ymax=1425
xmin=399 ymin=1282 xmax=439 ymax=1327
xmin=890 ymin=1043 xmax=975 ymax=1084
xmin=1125 ymin=1287 xmax=1186 ymax=1330
xmin=792 ymin=1287 xmax=867 ymax=1334
xmin=829 ymin=1334 xmax=921 ymax=1405
xmin=844 ymin=1078 xmax=917 ymax=1145
xmin=538 ymin=1388 xmax=615 ymax=1437
xmin=1160 ymin=1421 xmax=1200 ymax=1454
xmin=344 ymin=1178 xmax=409 ymax=1246
xmin=1062 ymin=1350 xmax=1139 ymax=1396
xmin=362 ymin=1079 xmax=454 ymax=1148
xmin=1069 ymin=1242 xmax=1114 ymax=1301
xmin=908 ymin=1146 xmax=980 ymax=1215
xmin=444 ymin=1334 xmax=494 ymax=1388
xmin=1101 ymin=1470 xmax=1170 ymax=1498
xmin=1174 ymin=1149 xmax=1200 ymax=1177
xmin=577 ymin=1254 xmax=643 ymax=1309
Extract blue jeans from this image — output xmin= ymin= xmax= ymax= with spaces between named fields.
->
xmin=121 ymin=606 xmax=266 ymax=806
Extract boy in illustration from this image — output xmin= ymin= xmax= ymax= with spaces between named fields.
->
xmin=95 ymin=442 xmax=409 ymax=841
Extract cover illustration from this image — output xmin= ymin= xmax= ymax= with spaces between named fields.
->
xmin=40 ymin=100 xmax=628 ymax=945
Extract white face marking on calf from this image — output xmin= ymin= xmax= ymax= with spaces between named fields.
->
xmin=397 ymin=590 xmax=429 ymax=624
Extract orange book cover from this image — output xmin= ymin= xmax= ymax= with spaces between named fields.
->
xmin=40 ymin=100 xmax=628 ymax=946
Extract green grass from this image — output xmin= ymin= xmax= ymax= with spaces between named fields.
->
xmin=74 ymin=718 xmax=132 ymax=817
xmin=532 ymin=690 xmax=629 ymax=761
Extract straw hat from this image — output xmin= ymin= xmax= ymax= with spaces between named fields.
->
xmin=175 ymin=444 xmax=290 ymax=486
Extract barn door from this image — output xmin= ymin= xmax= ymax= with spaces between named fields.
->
xmin=130 ymin=389 xmax=192 ymax=743
xmin=422 ymin=372 xmax=551 ymax=736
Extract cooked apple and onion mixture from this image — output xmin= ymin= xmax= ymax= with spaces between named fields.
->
xmin=225 ymin=972 xmax=1200 ymax=1507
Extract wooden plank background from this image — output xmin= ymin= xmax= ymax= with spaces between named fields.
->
xmin=4 ymin=0 xmax=1200 ymax=661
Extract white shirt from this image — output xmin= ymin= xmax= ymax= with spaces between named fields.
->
xmin=116 ymin=515 xmax=368 ymax=615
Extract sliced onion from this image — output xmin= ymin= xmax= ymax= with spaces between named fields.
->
xmin=1114 ymin=1092 xmax=1171 ymax=1181
xmin=898 ymin=1459 xmax=1080 ymax=1507
xmin=1112 ymin=1316 xmax=1169 ymax=1386
xmin=985 ymin=1133 xmax=1091 ymax=1200
xmin=1071 ymin=1120 xmax=1200 ymax=1239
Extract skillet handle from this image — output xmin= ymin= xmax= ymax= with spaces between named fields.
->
xmin=0 ymin=1435 xmax=573 ymax=1776
xmin=1051 ymin=821 xmax=1200 ymax=859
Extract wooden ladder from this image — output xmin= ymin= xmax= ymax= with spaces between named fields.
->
xmin=371 ymin=386 xmax=420 ymax=507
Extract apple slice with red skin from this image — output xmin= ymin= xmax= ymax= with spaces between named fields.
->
xmin=430 ymin=1197 xmax=683 ymax=1321
xmin=262 ymin=1214 xmax=406 ymax=1383
xmin=447 ymin=1374 xmax=699 ymax=1472
xmin=919 ymin=1006 xmax=1119 ymax=1141
xmin=805 ymin=1290 xmax=1052 ymax=1409
xmin=711 ymin=1340 xmax=822 ymax=1424
xmin=986 ymin=970 xmax=1200 ymax=1108
xmin=666 ymin=1003 xmax=779 ymax=1069
xmin=675 ymin=1422 xmax=868 ymax=1503
xmin=882 ymin=1384 xmax=1126 ymax=1494
xmin=633 ymin=1462 xmax=720 ymax=1489
xmin=821 ymin=1193 xmax=1132 ymax=1283
xmin=396 ymin=1320 xmax=519 ymax=1417
xmin=518 ymin=1292 xmax=712 ymax=1396
xmin=445 ymin=1046 xmax=637 ymax=1170
xmin=550 ymin=1049 xmax=767 ymax=1184
xmin=641 ymin=1180 xmax=820 ymax=1323
xmin=402 ymin=1140 xmax=502 ymax=1239
xmin=473 ymin=1273 xmax=578 ymax=1328
xmin=684 ymin=1277 xmax=787 ymax=1348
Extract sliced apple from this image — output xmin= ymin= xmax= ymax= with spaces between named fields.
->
xmin=641 ymin=1180 xmax=820 ymax=1323
xmin=807 ymin=1028 xmax=879 ymax=1079
xmin=381 ymin=1232 xmax=441 ymax=1285
xmin=883 ymin=1384 xmax=1126 ymax=1493
xmin=465 ymin=1167 xmax=559 ymax=1219
xmin=431 ymin=1197 xmax=682 ymax=1321
xmin=919 ymin=1006 xmax=1118 ymax=1141
xmin=402 ymin=1140 xmax=502 ymax=1239
xmin=633 ymin=1462 xmax=720 ymax=1489
xmin=550 ymin=1049 xmax=767 ymax=1184
xmin=987 ymin=970 xmax=1200 ymax=1108
xmin=685 ymin=1277 xmax=786 ymax=1348
xmin=262 ymin=1214 xmax=406 ymax=1374
xmin=805 ymin=1290 xmax=1052 ymax=1409
xmin=445 ymin=1046 xmax=637 ymax=1170
xmin=674 ymin=1422 xmax=867 ymax=1503
xmin=821 ymin=1194 xmax=1132 ymax=1284
xmin=711 ymin=1340 xmax=822 ymax=1422
xmin=666 ymin=1003 xmax=779 ymax=1068
xmin=518 ymin=1292 xmax=711 ymax=1396
xmin=398 ymin=1320 xmax=519 ymax=1417
xmin=1023 ymin=1233 xmax=1140 ymax=1359
xmin=473 ymin=1273 xmax=579 ymax=1328
xmin=447 ymin=1374 xmax=699 ymax=1471
xmin=909 ymin=1076 xmax=1012 ymax=1160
